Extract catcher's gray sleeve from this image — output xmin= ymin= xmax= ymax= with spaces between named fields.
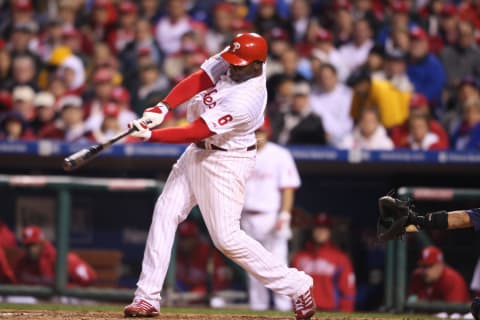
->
xmin=467 ymin=208 xmax=480 ymax=231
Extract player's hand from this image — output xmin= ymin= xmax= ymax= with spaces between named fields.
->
xmin=128 ymin=119 xmax=152 ymax=140
xmin=140 ymin=102 xmax=169 ymax=129
xmin=275 ymin=211 xmax=292 ymax=240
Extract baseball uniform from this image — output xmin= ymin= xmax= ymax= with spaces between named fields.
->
xmin=242 ymin=141 xmax=301 ymax=311
xmin=132 ymin=52 xmax=313 ymax=311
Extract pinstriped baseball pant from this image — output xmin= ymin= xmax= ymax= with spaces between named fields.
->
xmin=134 ymin=145 xmax=313 ymax=310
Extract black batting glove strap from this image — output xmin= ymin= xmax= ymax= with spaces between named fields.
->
xmin=416 ymin=211 xmax=449 ymax=230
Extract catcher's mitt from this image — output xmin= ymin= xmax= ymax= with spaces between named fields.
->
xmin=377 ymin=195 xmax=416 ymax=241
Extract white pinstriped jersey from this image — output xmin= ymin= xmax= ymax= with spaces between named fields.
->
xmin=244 ymin=142 xmax=301 ymax=213
xmin=184 ymin=54 xmax=267 ymax=150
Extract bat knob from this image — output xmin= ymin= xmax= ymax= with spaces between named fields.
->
xmin=63 ymin=158 xmax=74 ymax=171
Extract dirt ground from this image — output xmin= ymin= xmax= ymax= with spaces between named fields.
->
xmin=0 ymin=310 xmax=393 ymax=320
xmin=0 ymin=310 xmax=306 ymax=320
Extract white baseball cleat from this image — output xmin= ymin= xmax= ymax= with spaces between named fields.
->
xmin=293 ymin=287 xmax=316 ymax=320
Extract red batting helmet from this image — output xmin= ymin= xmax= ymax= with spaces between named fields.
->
xmin=221 ymin=33 xmax=268 ymax=66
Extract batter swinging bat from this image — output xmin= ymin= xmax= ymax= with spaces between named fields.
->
xmin=63 ymin=127 xmax=136 ymax=171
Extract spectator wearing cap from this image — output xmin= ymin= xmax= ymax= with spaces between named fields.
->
xmin=90 ymin=0 xmax=117 ymax=42
xmin=457 ymin=0 xmax=480 ymax=31
xmin=407 ymin=26 xmax=446 ymax=107
xmin=37 ymin=46 xmax=72 ymax=91
xmin=111 ymin=86 xmax=137 ymax=129
xmin=384 ymin=27 xmax=410 ymax=58
xmin=363 ymin=44 xmax=385 ymax=75
xmin=264 ymin=27 xmax=293 ymax=78
xmin=154 ymin=0 xmax=207 ymax=56
xmin=339 ymin=18 xmax=374 ymax=75
xmin=337 ymin=107 xmax=394 ymax=150
xmin=390 ymin=93 xmax=449 ymax=149
xmin=292 ymin=213 xmax=356 ymax=312
xmin=175 ymin=219 xmax=233 ymax=297
xmin=39 ymin=95 xmax=93 ymax=142
xmin=0 ymin=110 xmax=34 ymax=140
xmin=10 ymin=21 xmax=39 ymax=60
xmin=440 ymin=21 xmax=480 ymax=90
xmin=31 ymin=91 xmax=56 ymax=134
xmin=376 ymin=0 xmax=415 ymax=45
xmin=90 ymin=43 xmax=121 ymax=84
xmin=84 ymin=67 xmax=116 ymax=131
xmin=61 ymin=25 xmax=91 ymax=63
xmin=407 ymin=245 xmax=470 ymax=303
xmin=310 ymin=63 xmax=353 ymax=145
xmin=444 ymin=76 xmax=480 ymax=134
xmin=205 ymin=3 xmax=235 ymax=55
xmin=451 ymin=97 xmax=480 ymax=150
xmin=273 ymin=81 xmax=326 ymax=145
xmin=310 ymin=28 xmax=350 ymax=82
xmin=93 ymin=102 xmax=125 ymax=143
xmin=12 ymin=85 xmax=35 ymax=122
xmin=14 ymin=225 xmax=97 ymax=287
xmin=372 ymin=50 xmax=414 ymax=93
xmin=106 ymin=1 xmax=138 ymax=54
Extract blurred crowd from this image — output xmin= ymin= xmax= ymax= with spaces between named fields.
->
xmin=0 ymin=0 xmax=479 ymax=149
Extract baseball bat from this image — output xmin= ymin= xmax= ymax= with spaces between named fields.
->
xmin=63 ymin=127 xmax=136 ymax=171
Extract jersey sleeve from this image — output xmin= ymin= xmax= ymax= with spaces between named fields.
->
xmin=467 ymin=208 xmax=480 ymax=232
xmin=278 ymin=149 xmax=301 ymax=189
xmin=200 ymin=50 xmax=229 ymax=84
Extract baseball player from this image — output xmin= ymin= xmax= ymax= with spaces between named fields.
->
xmin=241 ymin=117 xmax=301 ymax=312
xmin=123 ymin=33 xmax=315 ymax=320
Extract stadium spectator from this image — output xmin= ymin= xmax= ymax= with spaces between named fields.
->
xmin=107 ymin=1 xmax=138 ymax=55
xmin=253 ymin=0 xmax=287 ymax=38
xmin=310 ymin=29 xmax=349 ymax=82
xmin=175 ymin=220 xmax=232 ymax=296
xmin=266 ymin=76 xmax=295 ymax=116
xmin=139 ymin=0 xmax=162 ymax=24
xmin=38 ymin=95 xmax=93 ymax=142
xmin=331 ymin=0 xmax=354 ymax=47
xmin=273 ymin=81 xmax=326 ymax=145
xmin=93 ymin=103 xmax=125 ymax=143
xmin=111 ymin=86 xmax=137 ymax=130
xmin=440 ymin=21 xmax=480 ymax=90
xmin=134 ymin=61 xmax=170 ymax=115
xmin=204 ymin=3 xmax=234 ymax=55
xmin=265 ymin=27 xmax=292 ymax=78
xmin=376 ymin=0 xmax=414 ymax=46
xmin=287 ymin=0 xmax=311 ymax=44
xmin=6 ymin=54 xmax=38 ymax=91
xmin=31 ymin=91 xmax=56 ymax=134
xmin=348 ymin=68 xmax=409 ymax=129
xmin=390 ymin=93 xmax=449 ymax=149
xmin=0 ymin=110 xmax=34 ymax=140
xmin=406 ymin=26 xmax=446 ymax=107
xmin=372 ymin=51 xmax=414 ymax=94
xmin=11 ymin=85 xmax=35 ymax=122
xmin=337 ymin=107 xmax=394 ymax=150
xmin=406 ymin=113 xmax=446 ymax=150
xmin=452 ymin=97 xmax=480 ymax=150
xmin=339 ymin=18 xmax=374 ymax=76
xmin=310 ymin=63 xmax=353 ymax=145
xmin=154 ymin=0 xmax=206 ymax=56
xmin=407 ymin=245 xmax=470 ymax=303
xmin=85 ymin=67 xmax=116 ymax=130
xmin=292 ymin=213 xmax=356 ymax=312
xmin=58 ymin=54 xmax=86 ymax=96
xmin=15 ymin=225 xmax=97 ymax=287
xmin=363 ymin=44 xmax=385 ymax=75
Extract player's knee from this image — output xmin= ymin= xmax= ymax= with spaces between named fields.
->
xmin=211 ymin=233 xmax=241 ymax=256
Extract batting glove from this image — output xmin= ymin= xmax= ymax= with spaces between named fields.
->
xmin=128 ymin=119 xmax=152 ymax=141
xmin=275 ymin=211 xmax=292 ymax=240
xmin=140 ymin=102 xmax=169 ymax=129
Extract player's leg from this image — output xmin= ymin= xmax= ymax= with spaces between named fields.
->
xmin=189 ymin=151 xmax=313 ymax=299
xmin=268 ymin=236 xmax=293 ymax=312
xmin=247 ymin=271 xmax=270 ymax=310
xmin=128 ymin=148 xmax=197 ymax=313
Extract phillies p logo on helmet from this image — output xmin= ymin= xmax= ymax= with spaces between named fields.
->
xmin=232 ymin=42 xmax=241 ymax=52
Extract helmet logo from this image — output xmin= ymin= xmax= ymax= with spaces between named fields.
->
xmin=231 ymin=42 xmax=241 ymax=52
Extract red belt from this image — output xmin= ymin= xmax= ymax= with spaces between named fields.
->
xmin=195 ymin=141 xmax=256 ymax=152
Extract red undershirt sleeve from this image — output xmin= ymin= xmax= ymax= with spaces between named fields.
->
xmin=148 ymin=118 xmax=214 ymax=144
xmin=162 ymin=70 xmax=214 ymax=108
